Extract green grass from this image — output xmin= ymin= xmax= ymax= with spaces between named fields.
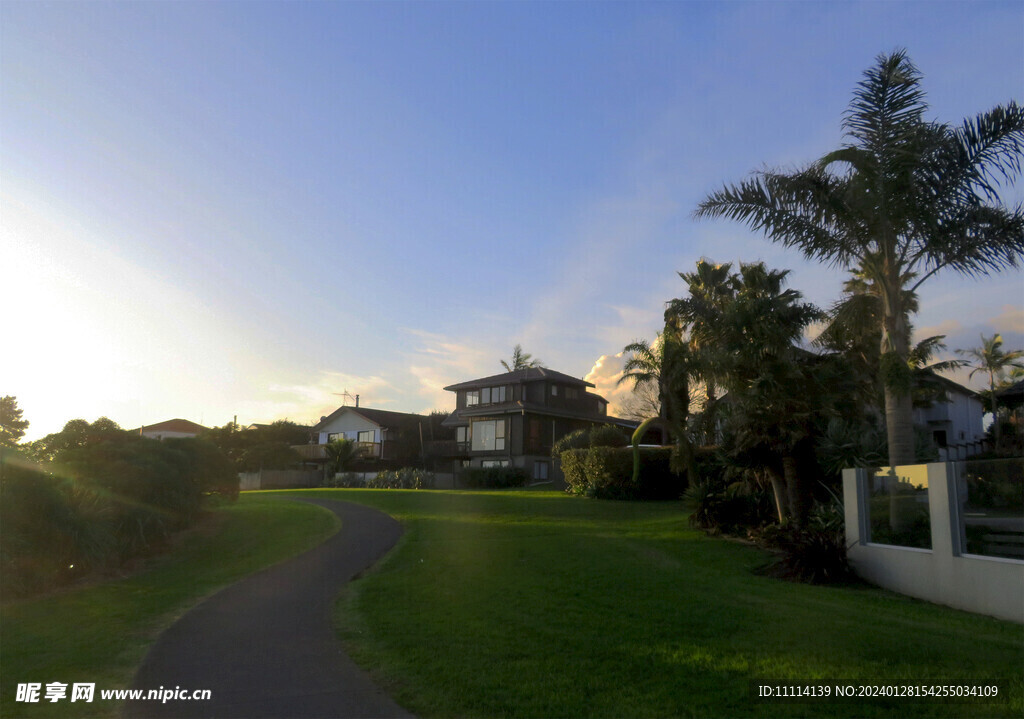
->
xmin=282 ymin=488 xmax=1022 ymax=719
xmin=1 ymin=494 xmax=339 ymax=718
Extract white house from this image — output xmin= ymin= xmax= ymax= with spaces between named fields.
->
xmin=308 ymin=405 xmax=427 ymax=465
xmin=913 ymin=376 xmax=985 ymax=458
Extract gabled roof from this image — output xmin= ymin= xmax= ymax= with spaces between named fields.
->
xmin=930 ymin=375 xmax=981 ymax=399
xmin=139 ymin=419 xmax=207 ymax=434
xmin=312 ymin=406 xmax=426 ymax=432
xmin=443 ymin=367 xmax=594 ymax=392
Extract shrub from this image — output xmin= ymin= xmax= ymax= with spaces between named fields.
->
xmin=754 ymin=498 xmax=855 ymax=584
xmin=368 ymin=467 xmax=435 ymax=489
xmin=589 ymin=425 xmax=629 ymax=448
xmin=683 ymin=470 xmax=773 ymax=533
xmin=563 ymin=446 xmax=684 ymax=500
xmin=560 ymin=449 xmax=589 ymax=495
xmin=0 ymin=430 xmax=238 ymax=599
xmin=323 ymin=471 xmax=366 ymax=488
xmin=459 ymin=466 xmax=529 ymax=489
xmin=551 ymin=429 xmax=590 ymax=456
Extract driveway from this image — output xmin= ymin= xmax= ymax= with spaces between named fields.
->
xmin=126 ymin=497 xmax=412 ymax=718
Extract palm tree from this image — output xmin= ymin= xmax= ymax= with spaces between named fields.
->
xmin=618 ymin=320 xmax=696 ymax=481
xmin=325 ymin=438 xmax=358 ymax=475
xmin=958 ymin=333 xmax=1024 ymax=447
xmin=706 ymin=262 xmax=826 ymax=524
xmin=501 ymin=344 xmax=543 ymax=372
xmin=665 ymin=260 xmax=737 ymax=445
xmin=696 ymin=50 xmax=1024 ymax=466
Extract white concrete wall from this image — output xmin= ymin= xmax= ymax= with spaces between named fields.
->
xmin=843 ymin=463 xmax=1024 ymax=623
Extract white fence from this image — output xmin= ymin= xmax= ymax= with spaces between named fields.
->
xmin=842 ymin=461 xmax=1024 ymax=623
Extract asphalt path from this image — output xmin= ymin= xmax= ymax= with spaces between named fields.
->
xmin=125 ymin=497 xmax=412 ymax=719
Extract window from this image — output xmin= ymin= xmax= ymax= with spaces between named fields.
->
xmin=566 ymin=387 xmax=579 ymax=400
xmin=327 ymin=433 xmax=343 ymax=442
xmin=482 ymin=459 xmax=510 ymax=468
xmin=471 ymin=419 xmax=506 ymax=451
xmin=466 ymin=390 xmax=479 ymax=407
xmin=357 ymin=430 xmax=374 ymax=443
xmin=456 ymin=426 xmax=469 ymax=449
xmin=533 ymin=461 xmax=549 ymax=480
xmin=597 ymin=401 xmax=607 ymax=415
xmin=479 ymin=386 xmax=506 ymax=405
xmin=551 ymin=385 xmax=558 ymax=396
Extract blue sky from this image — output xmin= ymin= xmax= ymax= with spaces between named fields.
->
xmin=3 ymin=1 xmax=1023 ymax=439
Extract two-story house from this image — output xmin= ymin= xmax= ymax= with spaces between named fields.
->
xmin=437 ymin=367 xmax=635 ymax=483
xmin=296 ymin=405 xmax=427 ymax=469
xmin=913 ymin=375 xmax=986 ymax=459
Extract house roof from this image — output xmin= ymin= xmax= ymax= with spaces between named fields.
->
xmin=312 ymin=406 xmax=426 ymax=432
xmin=931 ymin=375 xmax=981 ymax=399
xmin=996 ymin=378 xmax=1024 ymax=408
xmin=138 ymin=418 xmax=208 ymax=435
xmin=443 ymin=367 xmax=594 ymax=392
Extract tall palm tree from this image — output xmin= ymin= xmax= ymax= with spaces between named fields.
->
xmin=695 ymin=50 xmax=1024 ymax=466
xmin=618 ymin=320 xmax=696 ymax=480
xmin=958 ymin=333 xmax=1024 ymax=446
xmin=501 ymin=344 xmax=543 ymax=372
xmin=665 ymin=259 xmax=737 ymax=444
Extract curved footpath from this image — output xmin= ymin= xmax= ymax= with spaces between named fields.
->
xmin=126 ymin=498 xmax=412 ymax=719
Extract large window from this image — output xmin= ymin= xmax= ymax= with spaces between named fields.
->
xmin=471 ymin=419 xmax=506 ymax=451
xmin=481 ymin=386 xmax=507 ymax=404
xmin=468 ymin=386 xmax=507 ymax=406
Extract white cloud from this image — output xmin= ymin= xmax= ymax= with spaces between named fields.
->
xmin=584 ymin=352 xmax=635 ymax=417
xmin=989 ymin=305 xmax=1024 ymax=334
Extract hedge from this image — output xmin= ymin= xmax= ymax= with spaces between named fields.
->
xmin=562 ymin=446 xmax=685 ymax=500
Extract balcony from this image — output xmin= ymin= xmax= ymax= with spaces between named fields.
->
xmin=425 ymin=439 xmax=471 ymax=458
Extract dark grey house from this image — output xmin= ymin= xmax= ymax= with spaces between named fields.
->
xmin=434 ymin=367 xmax=635 ymax=483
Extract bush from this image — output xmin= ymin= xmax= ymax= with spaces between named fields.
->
xmin=368 ymin=467 xmax=436 ymax=489
xmin=323 ymin=471 xmax=366 ymax=488
xmin=589 ymin=425 xmax=629 ymax=448
xmin=562 ymin=446 xmax=684 ymax=500
xmin=459 ymin=466 xmax=529 ymax=489
xmin=754 ymin=499 xmax=854 ymax=584
xmin=551 ymin=429 xmax=590 ymax=456
xmin=683 ymin=469 xmax=773 ymax=533
xmin=0 ymin=428 xmax=238 ymax=599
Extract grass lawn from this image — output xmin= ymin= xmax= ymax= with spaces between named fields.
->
xmin=279 ymin=488 xmax=1022 ymax=719
xmin=1 ymin=494 xmax=339 ymax=718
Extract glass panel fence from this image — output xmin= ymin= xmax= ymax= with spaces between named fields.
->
xmin=956 ymin=458 xmax=1024 ymax=561
xmin=866 ymin=465 xmax=932 ymax=549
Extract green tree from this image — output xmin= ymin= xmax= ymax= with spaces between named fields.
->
xmin=695 ymin=50 xmax=1024 ymax=466
xmin=618 ymin=328 xmax=691 ymax=444
xmin=501 ymin=344 xmax=543 ymax=372
xmin=958 ymin=333 xmax=1024 ymax=447
xmin=325 ymin=438 xmax=358 ymax=474
xmin=0 ymin=396 xmax=29 ymax=448
xmin=666 ymin=259 xmax=738 ymax=444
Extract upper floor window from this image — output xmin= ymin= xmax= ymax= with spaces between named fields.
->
xmin=551 ymin=385 xmax=558 ymax=397
xmin=597 ymin=401 xmax=607 ymax=415
xmin=565 ymin=387 xmax=579 ymax=400
xmin=471 ymin=419 xmax=506 ymax=451
xmin=468 ymin=386 xmax=506 ymax=406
